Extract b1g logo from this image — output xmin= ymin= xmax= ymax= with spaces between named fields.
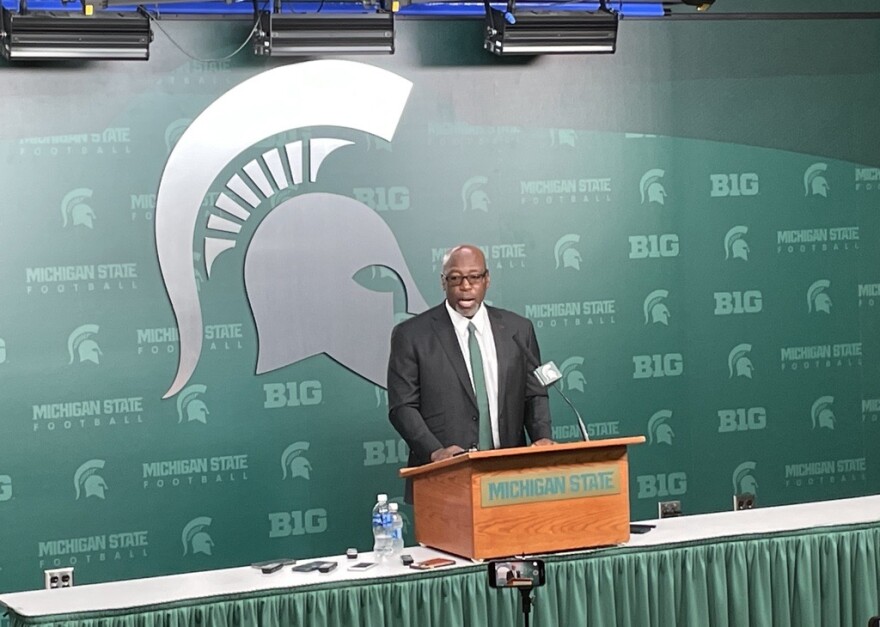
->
xmin=155 ymin=61 xmax=429 ymax=400
xmin=363 ymin=438 xmax=409 ymax=466
xmin=268 ymin=509 xmax=328 ymax=538
xmin=629 ymin=234 xmax=679 ymax=259
xmin=0 ymin=337 xmax=6 ymax=364
xmin=710 ymin=173 xmax=759 ymax=197
xmin=352 ymin=187 xmax=411 ymax=212
xmin=633 ymin=354 xmax=683 ymax=379
xmin=714 ymin=291 xmax=763 ymax=315
xmin=636 ymin=472 xmax=687 ymax=499
xmin=718 ymin=407 xmax=767 ymax=433
xmin=263 ymin=381 xmax=322 ymax=408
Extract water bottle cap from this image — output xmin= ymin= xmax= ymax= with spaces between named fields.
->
xmin=377 ymin=493 xmax=388 ymax=502
xmin=389 ymin=502 xmax=398 ymax=512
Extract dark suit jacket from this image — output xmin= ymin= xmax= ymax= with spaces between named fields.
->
xmin=387 ymin=303 xmax=552 ymax=497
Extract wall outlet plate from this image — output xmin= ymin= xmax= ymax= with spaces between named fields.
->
xmin=733 ymin=492 xmax=756 ymax=511
xmin=658 ymin=500 xmax=682 ymax=519
xmin=44 ymin=567 xmax=74 ymax=589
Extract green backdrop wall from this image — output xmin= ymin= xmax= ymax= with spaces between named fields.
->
xmin=1 ymin=9 xmax=879 ymax=594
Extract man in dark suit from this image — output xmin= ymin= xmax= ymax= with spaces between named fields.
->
xmin=387 ymin=244 xmax=553 ymax=497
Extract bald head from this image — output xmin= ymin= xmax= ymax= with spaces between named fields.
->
xmin=441 ymin=244 xmax=490 ymax=318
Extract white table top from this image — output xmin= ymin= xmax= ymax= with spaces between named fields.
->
xmin=3 ymin=495 xmax=879 ymax=619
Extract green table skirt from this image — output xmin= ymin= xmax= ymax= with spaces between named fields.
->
xmin=8 ymin=522 xmax=880 ymax=627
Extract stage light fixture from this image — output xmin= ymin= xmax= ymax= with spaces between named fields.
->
xmin=253 ymin=11 xmax=395 ymax=57
xmin=0 ymin=8 xmax=151 ymax=60
xmin=483 ymin=7 xmax=619 ymax=55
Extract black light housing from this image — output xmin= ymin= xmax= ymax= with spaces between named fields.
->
xmin=483 ymin=8 xmax=619 ymax=55
xmin=253 ymin=11 xmax=395 ymax=57
xmin=0 ymin=8 xmax=151 ymax=61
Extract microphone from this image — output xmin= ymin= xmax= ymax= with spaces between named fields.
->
xmin=513 ymin=334 xmax=590 ymax=442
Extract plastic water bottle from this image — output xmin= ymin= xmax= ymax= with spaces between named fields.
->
xmin=372 ymin=493 xmax=392 ymax=558
xmin=389 ymin=502 xmax=404 ymax=557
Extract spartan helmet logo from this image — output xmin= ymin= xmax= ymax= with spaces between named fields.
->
xmin=182 ymin=517 xmax=214 ymax=556
xmin=67 ymin=324 xmax=101 ymax=365
xmin=61 ymin=188 xmax=95 ymax=229
xmin=639 ymin=169 xmax=666 ymax=205
xmin=461 ymin=176 xmax=490 ymax=212
xmin=74 ymin=459 xmax=107 ymax=500
xmin=647 ymin=410 xmax=674 ymax=445
xmin=732 ymin=461 xmax=758 ymax=496
xmin=177 ymin=384 xmax=209 ymax=424
xmin=164 ymin=118 xmax=191 ymax=154
xmin=155 ymin=61 xmax=429 ymax=399
xmin=554 ymin=234 xmax=582 ymax=270
xmin=811 ymin=396 xmax=836 ymax=430
xmin=558 ymin=356 xmax=586 ymax=392
xmin=643 ymin=290 xmax=670 ymax=325
xmin=804 ymin=162 xmax=829 ymax=197
xmin=724 ymin=226 xmax=750 ymax=261
xmin=728 ymin=343 xmax=754 ymax=379
xmin=281 ymin=441 xmax=312 ymax=480
xmin=807 ymin=279 xmax=832 ymax=314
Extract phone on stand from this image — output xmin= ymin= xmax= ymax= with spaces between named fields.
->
xmin=487 ymin=559 xmax=546 ymax=588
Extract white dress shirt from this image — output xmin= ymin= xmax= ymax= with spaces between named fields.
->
xmin=445 ymin=301 xmax=500 ymax=448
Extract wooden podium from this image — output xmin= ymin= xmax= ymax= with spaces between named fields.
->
xmin=399 ymin=437 xmax=645 ymax=559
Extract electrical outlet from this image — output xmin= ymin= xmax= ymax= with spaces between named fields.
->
xmin=658 ymin=500 xmax=682 ymax=519
xmin=44 ymin=567 xmax=74 ymax=589
xmin=733 ymin=492 xmax=755 ymax=511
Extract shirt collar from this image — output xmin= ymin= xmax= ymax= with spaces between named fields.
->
xmin=445 ymin=300 xmax=490 ymax=335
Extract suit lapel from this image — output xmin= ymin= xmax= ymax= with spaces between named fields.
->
xmin=431 ymin=306 xmax=477 ymax=408
xmin=488 ymin=307 xmax=511 ymax=423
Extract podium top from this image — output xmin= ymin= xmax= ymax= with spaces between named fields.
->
xmin=398 ymin=436 xmax=645 ymax=478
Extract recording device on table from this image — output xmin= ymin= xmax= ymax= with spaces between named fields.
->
xmin=291 ymin=560 xmax=338 ymax=573
xmin=487 ymin=559 xmax=545 ymax=588
xmin=513 ymin=334 xmax=590 ymax=442
xmin=250 ymin=558 xmax=296 ymax=574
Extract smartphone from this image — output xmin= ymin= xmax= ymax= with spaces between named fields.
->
xmin=317 ymin=562 xmax=337 ymax=573
xmin=410 ymin=557 xmax=456 ymax=570
xmin=487 ymin=559 xmax=546 ymax=588
xmin=348 ymin=561 xmax=378 ymax=572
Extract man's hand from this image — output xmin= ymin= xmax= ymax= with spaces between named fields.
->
xmin=530 ymin=438 xmax=555 ymax=447
xmin=430 ymin=445 xmax=466 ymax=462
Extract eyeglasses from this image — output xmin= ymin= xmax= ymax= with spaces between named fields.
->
xmin=443 ymin=270 xmax=488 ymax=287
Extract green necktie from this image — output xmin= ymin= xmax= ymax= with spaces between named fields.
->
xmin=468 ymin=322 xmax=493 ymax=450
